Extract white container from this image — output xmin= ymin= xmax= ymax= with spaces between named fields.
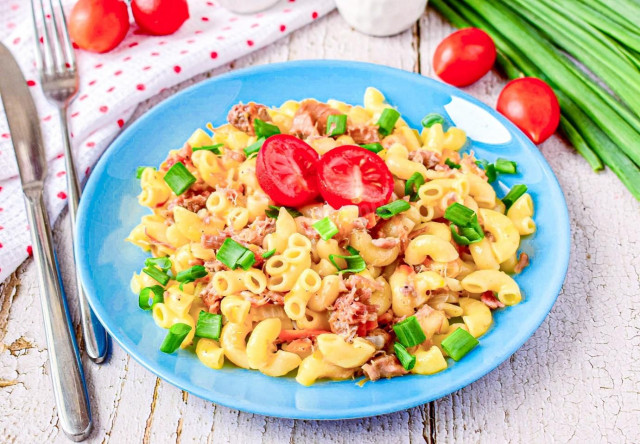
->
xmin=335 ymin=0 xmax=428 ymax=37
xmin=218 ymin=0 xmax=280 ymax=14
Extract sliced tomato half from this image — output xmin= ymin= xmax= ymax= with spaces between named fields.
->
xmin=256 ymin=134 xmax=320 ymax=207
xmin=317 ymin=145 xmax=394 ymax=214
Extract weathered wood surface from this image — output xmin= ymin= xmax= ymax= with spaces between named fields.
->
xmin=2 ymin=9 xmax=639 ymax=444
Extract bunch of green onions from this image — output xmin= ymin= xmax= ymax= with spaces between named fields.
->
xmin=431 ymin=0 xmax=640 ymax=200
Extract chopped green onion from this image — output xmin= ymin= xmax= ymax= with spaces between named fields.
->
xmin=377 ymin=108 xmax=401 ymax=136
xmin=346 ymin=246 xmax=359 ymax=255
xmin=312 ymin=217 xmax=339 ymax=241
xmin=145 ymin=256 xmax=172 ymax=272
xmin=441 ymin=327 xmax=479 ymax=361
xmin=253 ymin=118 xmax=281 ymax=139
xmin=421 ymin=113 xmax=445 ymax=128
xmin=376 ymin=200 xmax=411 ymax=219
xmin=495 ymin=158 xmax=517 ymax=174
xmin=450 ymin=222 xmax=485 ymax=246
xmin=237 ymin=250 xmax=256 ymax=270
xmin=262 ymin=248 xmax=276 ymax=259
xmin=404 ymin=172 xmax=425 ymax=202
xmin=160 ymin=323 xmax=192 ymax=354
xmin=244 ymin=137 xmax=265 ymax=158
xmin=393 ymin=342 xmax=416 ymax=371
xmin=445 ymin=158 xmax=461 ymax=169
xmin=138 ymin=285 xmax=164 ymax=311
xmin=195 ymin=311 xmax=222 ymax=340
xmin=265 ymin=205 xmax=302 ymax=219
xmin=192 ymin=144 xmax=223 ymax=154
xmin=176 ymin=265 xmax=207 ymax=283
xmin=142 ymin=266 xmax=170 ymax=286
xmin=502 ymin=184 xmax=528 ymax=210
xmin=163 ymin=162 xmax=196 ymax=196
xmin=360 ymin=142 xmax=384 ymax=153
xmin=393 ymin=316 xmax=427 ymax=348
xmin=136 ymin=166 xmax=155 ymax=179
xmin=444 ymin=202 xmax=476 ymax=227
xmin=326 ymin=114 xmax=347 ymax=136
xmin=216 ymin=238 xmax=248 ymax=270
xmin=328 ymin=253 xmax=366 ymax=274
xmin=475 ymin=159 xmax=497 ymax=183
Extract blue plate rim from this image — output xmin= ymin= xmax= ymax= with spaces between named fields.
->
xmin=75 ymin=59 xmax=571 ymax=420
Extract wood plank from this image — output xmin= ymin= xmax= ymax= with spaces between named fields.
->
xmin=420 ymin=7 xmax=640 ymax=443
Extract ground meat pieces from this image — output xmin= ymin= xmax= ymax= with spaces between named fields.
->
xmin=481 ymin=291 xmax=505 ymax=310
xmin=201 ymin=217 xmax=275 ymax=250
xmin=200 ymin=282 xmax=223 ymax=313
xmin=362 ymin=354 xmax=408 ymax=381
xmin=177 ymin=194 xmax=207 ymax=213
xmin=371 ymin=237 xmax=401 ymax=249
xmin=408 ymin=149 xmax=441 ymax=169
xmin=329 ymin=276 xmax=379 ymax=341
xmin=514 ymin=252 xmax=530 ymax=274
xmin=290 ymin=99 xmax=340 ymax=138
xmin=347 ymin=121 xmax=380 ymax=144
xmin=227 ymin=102 xmax=271 ymax=135
xmin=201 ymin=233 xmax=228 ymax=249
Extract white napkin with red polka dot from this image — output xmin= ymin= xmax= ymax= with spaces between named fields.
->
xmin=0 ymin=0 xmax=335 ymax=282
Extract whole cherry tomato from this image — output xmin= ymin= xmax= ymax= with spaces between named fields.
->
xmin=68 ymin=0 xmax=130 ymax=53
xmin=132 ymin=0 xmax=190 ymax=36
xmin=497 ymin=77 xmax=560 ymax=144
xmin=433 ymin=28 xmax=497 ymax=87
xmin=256 ymin=134 xmax=321 ymax=207
xmin=317 ymin=145 xmax=394 ymax=214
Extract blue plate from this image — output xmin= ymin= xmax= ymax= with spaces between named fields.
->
xmin=76 ymin=60 xmax=570 ymax=420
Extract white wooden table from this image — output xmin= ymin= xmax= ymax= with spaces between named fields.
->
xmin=2 ymin=9 xmax=639 ymax=443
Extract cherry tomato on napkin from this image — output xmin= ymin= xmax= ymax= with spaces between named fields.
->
xmin=433 ymin=28 xmax=496 ymax=87
xmin=256 ymin=135 xmax=321 ymax=207
xmin=69 ymin=0 xmax=130 ymax=53
xmin=317 ymin=145 xmax=394 ymax=214
xmin=497 ymin=77 xmax=560 ymax=144
xmin=132 ymin=0 xmax=190 ymax=36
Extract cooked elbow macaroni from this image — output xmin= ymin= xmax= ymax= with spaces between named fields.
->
xmin=127 ymin=88 xmax=535 ymax=386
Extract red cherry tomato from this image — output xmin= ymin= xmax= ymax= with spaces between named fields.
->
xmin=132 ymin=0 xmax=189 ymax=36
xmin=433 ymin=28 xmax=497 ymax=87
xmin=68 ymin=0 xmax=130 ymax=53
xmin=317 ymin=146 xmax=394 ymax=214
xmin=256 ymin=135 xmax=320 ymax=207
xmin=497 ymin=77 xmax=560 ymax=144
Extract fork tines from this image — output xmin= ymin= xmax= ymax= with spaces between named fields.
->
xmin=30 ymin=0 xmax=76 ymax=76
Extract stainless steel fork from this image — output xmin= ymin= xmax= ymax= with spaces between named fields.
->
xmin=30 ymin=0 xmax=108 ymax=363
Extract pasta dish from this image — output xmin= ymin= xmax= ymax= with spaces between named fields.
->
xmin=126 ymin=87 xmax=535 ymax=385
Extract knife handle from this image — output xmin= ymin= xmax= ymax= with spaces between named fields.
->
xmin=24 ymin=189 xmax=92 ymax=442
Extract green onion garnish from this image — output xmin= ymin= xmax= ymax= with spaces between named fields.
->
xmin=262 ymin=248 xmax=276 ymax=259
xmin=444 ymin=203 xmax=475 ymax=227
xmin=441 ymin=327 xmax=479 ymax=361
xmin=475 ymin=159 xmax=497 ymax=183
xmin=265 ymin=205 xmax=302 ymax=219
xmin=328 ymin=253 xmax=366 ymax=274
xmin=312 ymin=217 xmax=339 ymax=241
xmin=502 ymin=184 xmax=528 ymax=210
xmin=192 ymin=144 xmax=223 ymax=154
xmin=393 ymin=316 xmax=427 ymax=348
xmin=495 ymin=158 xmax=518 ymax=174
xmin=376 ymin=200 xmax=411 ymax=219
xmin=360 ymin=142 xmax=384 ymax=153
xmin=254 ymin=118 xmax=281 ymax=139
xmin=138 ymin=285 xmax=164 ymax=311
xmin=421 ymin=113 xmax=445 ymax=128
xmin=216 ymin=238 xmax=248 ymax=270
xmin=393 ymin=342 xmax=416 ymax=371
xmin=377 ymin=108 xmax=401 ymax=136
xmin=176 ymin=265 xmax=207 ymax=284
xmin=145 ymin=256 xmax=172 ymax=272
xmin=326 ymin=114 xmax=347 ymax=136
xmin=346 ymin=246 xmax=359 ymax=255
xmin=244 ymin=137 xmax=265 ymax=158
xmin=445 ymin=158 xmax=461 ymax=169
xmin=237 ymin=250 xmax=256 ymax=270
xmin=404 ymin=172 xmax=425 ymax=202
xmin=450 ymin=222 xmax=484 ymax=246
xmin=195 ymin=311 xmax=222 ymax=340
xmin=159 ymin=323 xmax=192 ymax=354
xmin=142 ymin=266 xmax=170 ymax=286
xmin=136 ymin=166 xmax=155 ymax=179
xmin=163 ymin=162 xmax=196 ymax=196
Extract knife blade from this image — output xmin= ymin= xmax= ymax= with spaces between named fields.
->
xmin=0 ymin=42 xmax=92 ymax=441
